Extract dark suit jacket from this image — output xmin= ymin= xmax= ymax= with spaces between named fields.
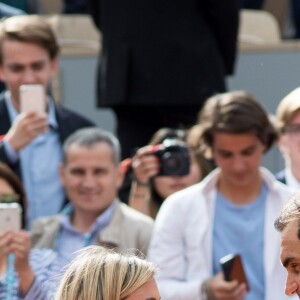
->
xmin=89 ymin=0 xmax=240 ymax=107
xmin=0 ymin=94 xmax=95 ymax=182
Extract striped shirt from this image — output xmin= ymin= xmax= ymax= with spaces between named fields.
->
xmin=0 ymin=248 xmax=66 ymax=300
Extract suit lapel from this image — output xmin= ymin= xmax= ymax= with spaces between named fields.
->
xmin=54 ymin=104 xmax=68 ymax=145
xmin=0 ymin=94 xmax=12 ymax=135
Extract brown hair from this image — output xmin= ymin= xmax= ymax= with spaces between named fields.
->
xmin=188 ymin=91 xmax=278 ymax=159
xmin=0 ymin=15 xmax=59 ymax=64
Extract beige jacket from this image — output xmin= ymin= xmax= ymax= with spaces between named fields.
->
xmin=31 ymin=201 xmax=154 ymax=255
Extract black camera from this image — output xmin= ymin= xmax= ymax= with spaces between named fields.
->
xmin=153 ymin=139 xmax=190 ymax=176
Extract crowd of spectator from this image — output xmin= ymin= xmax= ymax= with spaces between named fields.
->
xmin=1 ymin=5 xmax=300 ymax=300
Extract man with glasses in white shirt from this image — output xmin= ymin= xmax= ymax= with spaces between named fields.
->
xmin=276 ymin=87 xmax=300 ymax=188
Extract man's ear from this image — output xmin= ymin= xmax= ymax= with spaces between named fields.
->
xmin=0 ymin=65 xmax=5 ymax=81
xmin=50 ymin=57 xmax=59 ymax=77
xmin=278 ymin=135 xmax=289 ymax=155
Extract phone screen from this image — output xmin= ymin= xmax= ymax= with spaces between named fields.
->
xmin=19 ymin=84 xmax=46 ymax=114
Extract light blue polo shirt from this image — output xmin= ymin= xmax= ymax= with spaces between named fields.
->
xmin=212 ymin=183 xmax=267 ymax=300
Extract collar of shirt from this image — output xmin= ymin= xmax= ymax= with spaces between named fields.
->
xmin=59 ymin=200 xmax=118 ymax=236
xmin=285 ymin=167 xmax=300 ymax=189
xmin=4 ymin=90 xmax=59 ymax=130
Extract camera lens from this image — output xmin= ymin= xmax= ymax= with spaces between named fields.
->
xmin=154 ymin=139 xmax=190 ymax=176
xmin=161 ymin=152 xmax=187 ymax=175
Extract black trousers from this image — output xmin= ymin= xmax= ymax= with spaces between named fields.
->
xmin=113 ymin=105 xmax=202 ymax=159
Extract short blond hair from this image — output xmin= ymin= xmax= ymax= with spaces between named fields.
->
xmin=276 ymin=88 xmax=300 ymax=132
xmin=54 ymin=246 xmax=156 ymax=300
xmin=0 ymin=15 xmax=59 ymax=64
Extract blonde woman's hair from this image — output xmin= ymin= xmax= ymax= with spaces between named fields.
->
xmin=54 ymin=245 xmax=156 ymax=300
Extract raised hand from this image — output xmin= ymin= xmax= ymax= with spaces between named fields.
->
xmin=0 ymin=230 xmax=13 ymax=260
xmin=4 ymin=111 xmax=48 ymax=151
xmin=131 ymin=145 xmax=160 ymax=185
xmin=8 ymin=230 xmax=35 ymax=294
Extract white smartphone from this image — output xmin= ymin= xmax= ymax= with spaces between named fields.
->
xmin=0 ymin=203 xmax=22 ymax=232
xmin=19 ymin=84 xmax=46 ymax=114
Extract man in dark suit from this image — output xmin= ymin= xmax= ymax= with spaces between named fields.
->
xmin=88 ymin=0 xmax=240 ymax=158
xmin=0 ymin=15 xmax=94 ymax=226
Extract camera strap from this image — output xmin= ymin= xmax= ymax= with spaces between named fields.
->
xmin=5 ymin=253 xmax=15 ymax=300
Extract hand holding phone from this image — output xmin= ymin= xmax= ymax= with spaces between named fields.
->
xmin=19 ymin=84 xmax=46 ymax=114
xmin=220 ymin=254 xmax=250 ymax=291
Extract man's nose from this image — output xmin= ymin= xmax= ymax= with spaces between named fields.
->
xmin=285 ymin=274 xmax=299 ymax=296
xmin=22 ymin=68 xmax=37 ymax=84
xmin=232 ymin=156 xmax=245 ymax=171
xmin=82 ymin=174 xmax=96 ymax=187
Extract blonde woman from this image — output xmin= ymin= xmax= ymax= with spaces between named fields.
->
xmin=55 ymin=245 xmax=160 ymax=300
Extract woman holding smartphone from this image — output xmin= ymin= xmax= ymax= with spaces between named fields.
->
xmin=0 ymin=162 xmax=59 ymax=300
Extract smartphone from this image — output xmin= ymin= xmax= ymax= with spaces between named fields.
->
xmin=19 ymin=84 xmax=46 ymax=114
xmin=0 ymin=203 xmax=22 ymax=232
xmin=220 ymin=254 xmax=250 ymax=291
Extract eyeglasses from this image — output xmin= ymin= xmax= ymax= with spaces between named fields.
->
xmin=282 ymin=124 xmax=300 ymax=138
xmin=0 ymin=193 xmax=20 ymax=203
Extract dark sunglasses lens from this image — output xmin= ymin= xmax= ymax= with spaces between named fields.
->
xmin=0 ymin=194 xmax=20 ymax=203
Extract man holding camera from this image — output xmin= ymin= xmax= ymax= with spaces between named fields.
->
xmin=31 ymin=128 xmax=153 ymax=260
xmin=0 ymin=15 xmax=94 ymax=226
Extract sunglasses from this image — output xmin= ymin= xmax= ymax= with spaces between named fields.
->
xmin=0 ymin=193 xmax=20 ymax=203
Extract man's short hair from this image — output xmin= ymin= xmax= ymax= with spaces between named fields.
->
xmin=276 ymin=87 xmax=300 ymax=133
xmin=63 ymin=127 xmax=121 ymax=165
xmin=188 ymin=90 xmax=278 ymax=159
xmin=0 ymin=15 xmax=59 ymax=64
xmin=274 ymin=191 xmax=300 ymax=240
